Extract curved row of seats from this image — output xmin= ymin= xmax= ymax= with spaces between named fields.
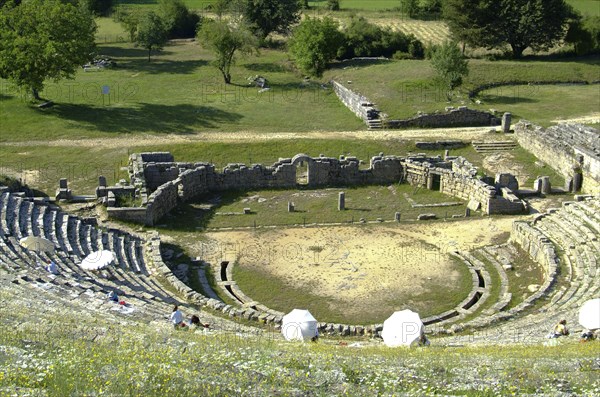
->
xmin=441 ymin=197 xmax=599 ymax=344
xmin=0 ymin=189 xmax=185 ymax=322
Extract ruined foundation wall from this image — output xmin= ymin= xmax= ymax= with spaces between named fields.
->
xmin=515 ymin=122 xmax=600 ymax=193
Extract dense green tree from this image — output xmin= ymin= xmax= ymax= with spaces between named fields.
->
xmin=244 ymin=0 xmax=302 ymax=40
xmin=158 ymin=0 xmax=200 ymax=39
xmin=326 ymin=0 xmax=340 ymax=11
xmin=113 ymin=6 xmax=142 ymax=42
xmin=135 ymin=11 xmax=168 ymax=61
xmin=337 ymin=16 xmax=424 ymax=59
xmin=444 ymin=0 xmax=573 ymax=58
xmin=429 ymin=41 xmax=469 ymax=92
xmin=86 ymin=0 xmax=114 ymax=16
xmin=198 ymin=19 xmax=258 ymax=84
xmin=0 ymin=0 xmax=96 ymax=100
xmin=288 ymin=17 xmax=344 ymax=77
xmin=565 ymin=15 xmax=600 ymax=55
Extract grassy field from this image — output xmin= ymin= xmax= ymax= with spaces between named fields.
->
xmin=158 ymin=183 xmax=472 ymax=231
xmin=232 ymin=246 xmax=473 ymax=324
xmin=324 ymin=57 xmax=600 ymax=123
xmin=0 ymin=40 xmax=363 ymax=142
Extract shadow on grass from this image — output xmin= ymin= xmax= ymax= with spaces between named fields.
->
xmin=328 ymin=58 xmax=393 ymax=70
xmin=97 ymin=46 xmax=206 ymax=74
xmin=244 ymin=62 xmax=287 ymax=73
xmin=480 ymin=95 xmax=538 ymax=104
xmin=159 ymin=191 xmax=248 ymax=231
xmin=45 ymin=102 xmax=243 ymax=133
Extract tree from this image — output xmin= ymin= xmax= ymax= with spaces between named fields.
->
xmin=135 ymin=11 xmax=168 ymax=61
xmin=444 ymin=0 xmax=573 ymax=58
xmin=86 ymin=0 xmax=114 ymax=16
xmin=198 ymin=19 xmax=258 ymax=84
xmin=244 ymin=0 xmax=302 ymax=40
xmin=429 ymin=41 xmax=469 ymax=93
xmin=326 ymin=0 xmax=340 ymax=11
xmin=158 ymin=0 xmax=201 ymax=39
xmin=443 ymin=0 xmax=501 ymax=54
xmin=0 ymin=0 xmax=96 ymax=100
xmin=495 ymin=0 xmax=573 ymax=58
xmin=113 ymin=6 xmax=143 ymax=42
xmin=288 ymin=17 xmax=344 ymax=77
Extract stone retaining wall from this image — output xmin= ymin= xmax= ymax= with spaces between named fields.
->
xmin=514 ymin=121 xmax=600 ymax=193
xmin=386 ymin=107 xmax=500 ymax=128
xmin=331 ymin=81 xmax=377 ymax=127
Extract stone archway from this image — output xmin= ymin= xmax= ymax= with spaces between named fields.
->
xmin=291 ymin=154 xmax=315 ymax=186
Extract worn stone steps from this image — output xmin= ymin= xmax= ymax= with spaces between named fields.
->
xmin=472 ymin=140 xmax=517 ymax=153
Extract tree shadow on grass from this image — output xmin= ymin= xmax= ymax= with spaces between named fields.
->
xmin=328 ymin=58 xmax=393 ymax=70
xmin=479 ymin=94 xmax=538 ymax=105
xmin=97 ymin=46 xmax=206 ymax=74
xmin=45 ymin=102 xmax=243 ymax=133
xmin=244 ymin=62 xmax=287 ymax=73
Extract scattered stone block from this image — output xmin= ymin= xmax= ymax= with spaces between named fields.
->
xmin=417 ymin=213 xmax=437 ymax=220
xmin=243 ymin=208 xmax=251 ymax=214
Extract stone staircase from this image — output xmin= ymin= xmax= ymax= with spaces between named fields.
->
xmin=472 ymin=140 xmax=518 ymax=153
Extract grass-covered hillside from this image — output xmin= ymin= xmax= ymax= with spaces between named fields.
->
xmin=1 ymin=277 xmax=599 ymax=397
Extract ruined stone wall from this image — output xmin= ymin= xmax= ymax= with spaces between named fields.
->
xmin=106 ymin=207 xmax=148 ymax=223
xmin=118 ymin=152 xmax=525 ymax=225
xmin=331 ymin=81 xmax=375 ymax=127
xmin=386 ymin=107 xmax=500 ymax=128
xmin=511 ymin=221 xmax=559 ymax=282
xmin=515 ymin=122 xmax=600 ymax=193
xmin=145 ymin=181 xmax=178 ymax=225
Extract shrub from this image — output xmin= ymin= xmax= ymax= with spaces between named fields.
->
xmin=159 ymin=0 xmax=201 ymax=39
xmin=337 ymin=16 xmax=423 ymax=59
xmin=326 ymin=0 xmax=340 ymax=11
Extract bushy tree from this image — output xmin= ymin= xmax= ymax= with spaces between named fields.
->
xmin=442 ymin=0 xmax=496 ymax=54
xmin=429 ymin=41 xmax=469 ymax=92
xmin=288 ymin=17 xmax=344 ymax=77
xmin=114 ymin=6 xmax=142 ymax=42
xmin=326 ymin=0 xmax=340 ymax=11
xmin=337 ymin=16 xmax=424 ymax=59
xmin=86 ymin=0 xmax=114 ymax=16
xmin=198 ymin=19 xmax=258 ymax=84
xmin=565 ymin=14 xmax=600 ymax=55
xmin=158 ymin=0 xmax=201 ymax=39
xmin=0 ymin=0 xmax=96 ymax=100
xmin=444 ymin=0 xmax=574 ymax=58
xmin=244 ymin=0 xmax=302 ymax=40
xmin=135 ymin=11 xmax=168 ymax=61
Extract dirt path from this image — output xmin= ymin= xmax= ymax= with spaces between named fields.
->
xmin=0 ymin=126 xmax=502 ymax=149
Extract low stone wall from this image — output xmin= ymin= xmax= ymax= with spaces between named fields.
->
xmin=111 ymin=152 xmax=527 ymax=225
xmin=145 ymin=181 xmax=178 ymax=226
xmin=514 ymin=121 xmax=600 ymax=193
xmin=386 ymin=107 xmax=500 ymax=128
xmin=106 ymin=207 xmax=147 ymax=223
xmin=510 ymin=221 xmax=558 ymax=288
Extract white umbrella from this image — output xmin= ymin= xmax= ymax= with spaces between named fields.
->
xmin=80 ymin=250 xmax=114 ymax=270
xmin=281 ymin=309 xmax=318 ymax=342
xmin=19 ymin=236 xmax=55 ymax=253
xmin=381 ymin=309 xmax=424 ymax=347
xmin=579 ymin=298 xmax=600 ymax=330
